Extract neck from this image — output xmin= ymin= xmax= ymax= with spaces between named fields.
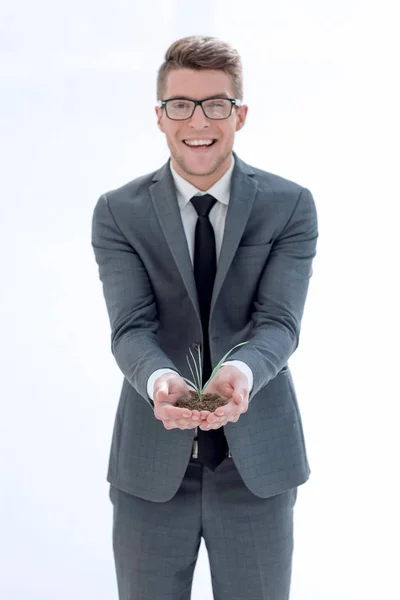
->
xmin=171 ymin=154 xmax=233 ymax=191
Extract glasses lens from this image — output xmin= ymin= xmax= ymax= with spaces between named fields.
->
xmin=166 ymin=100 xmax=195 ymax=120
xmin=202 ymin=99 xmax=232 ymax=119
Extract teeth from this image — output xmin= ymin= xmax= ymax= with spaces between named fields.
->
xmin=184 ymin=139 xmax=214 ymax=146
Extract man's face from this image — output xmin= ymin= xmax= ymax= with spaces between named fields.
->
xmin=156 ymin=69 xmax=248 ymax=190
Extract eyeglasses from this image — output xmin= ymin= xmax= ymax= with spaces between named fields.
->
xmin=157 ymin=97 xmax=243 ymax=121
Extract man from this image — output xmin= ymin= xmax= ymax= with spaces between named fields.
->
xmin=92 ymin=35 xmax=318 ymax=600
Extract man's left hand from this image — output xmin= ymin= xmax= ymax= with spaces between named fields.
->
xmin=198 ymin=365 xmax=249 ymax=430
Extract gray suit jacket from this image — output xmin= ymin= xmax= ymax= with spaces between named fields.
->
xmin=91 ymin=153 xmax=318 ymax=502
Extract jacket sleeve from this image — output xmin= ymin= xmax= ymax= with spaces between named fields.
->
xmin=228 ymin=187 xmax=318 ymax=400
xmin=91 ymin=194 xmax=178 ymax=408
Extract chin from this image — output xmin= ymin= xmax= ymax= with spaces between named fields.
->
xmin=179 ymin=157 xmax=221 ymax=177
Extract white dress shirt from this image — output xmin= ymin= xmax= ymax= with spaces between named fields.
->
xmin=147 ymin=156 xmax=253 ymax=401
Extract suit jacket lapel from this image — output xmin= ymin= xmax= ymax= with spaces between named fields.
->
xmin=149 ymin=162 xmax=200 ymax=320
xmin=211 ymin=155 xmax=258 ymax=315
xmin=149 ymin=155 xmax=259 ymax=326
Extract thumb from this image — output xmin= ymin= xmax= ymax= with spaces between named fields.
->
xmin=232 ymin=388 xmax=244 ymax=405
xmin=154 ymin=379 xmax=169 ymax=402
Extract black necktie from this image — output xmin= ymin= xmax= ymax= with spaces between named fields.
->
xmin=190 ymin=194 xmax=228 ymax=470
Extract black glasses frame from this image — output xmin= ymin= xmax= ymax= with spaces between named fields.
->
xmin=157 ymin=97 xmax=243 ymax=120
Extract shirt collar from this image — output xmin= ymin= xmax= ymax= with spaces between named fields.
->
xmin=169 ymin=156 xmax=235 ymax=210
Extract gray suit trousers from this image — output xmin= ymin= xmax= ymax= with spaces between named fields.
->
xmin=109 ymin=457 xmax=297 ymax=600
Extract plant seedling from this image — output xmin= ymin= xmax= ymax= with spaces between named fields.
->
xmin=176 ymin=341 xmax=248 ymax=412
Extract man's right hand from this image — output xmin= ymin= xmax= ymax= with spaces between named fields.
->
xmin=153 ymin=372 xmax=210 ymax=430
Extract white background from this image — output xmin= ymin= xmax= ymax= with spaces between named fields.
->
xmin=1 ymin=1 xmax=399 ymax=598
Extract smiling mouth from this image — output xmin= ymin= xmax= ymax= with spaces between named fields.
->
xmin=183 ymin=139 xmax=217 ymax=149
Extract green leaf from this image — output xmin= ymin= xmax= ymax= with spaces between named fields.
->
xmin=184 ymin=341 xmax=248 ymax=401
xmin=182 ymin=378 xmax=201 ymax=402
xmin=196 ymin=344 xmax=203 ymax=391
xmin=188 ymin=347 xmax=201 ymax=390
xmin=186 ymin=355 xmax=197 ymax=390
xmin=182 ymin=376 xmax=198 ymax=391
xmin=202 ymin=341 xmax=248 ymax=389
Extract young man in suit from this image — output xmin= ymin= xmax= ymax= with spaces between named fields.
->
xmin=92 ymin=35 xmax=318 ymax=600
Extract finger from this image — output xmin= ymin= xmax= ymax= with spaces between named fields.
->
xmin=161 ymin=405 xmax=192 ymax=420
xmin=206 ymin=407 xmax=234 ymax=424
xmin=210 ymin=419 xmax=228 ymax=429
xmin=154 ymin=382 xmax=169 ymax=403
xmin=162 ymin=418 xmax=198 ymax=430
xmin=200 ymin=410 xmax=211 ymax=420
xmin=214 ymin=406 xmax=226 ymax=417
xmin=163 ymin=420 xmax=192 ymax=430
xmin=232 ymin=389 xmax=245 ymax=405
xmin=199 ymin=418 xmax=225 ymax=430
xmin=206 ymin=413 xmax=225 ymax=425
xmin=176 ymin=419 xmax=199 ymax=430
xmin=191 ymin=410 xmax=202 ymax=421
xmin=210 ymin=406 xmax=243 ymax=425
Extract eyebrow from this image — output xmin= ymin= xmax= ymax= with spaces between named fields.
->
xmin=166 ymin=93 xmax=232 ymax=100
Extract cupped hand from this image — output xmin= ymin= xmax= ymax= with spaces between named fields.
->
xmin=153 ymin=372 xmax=210 ymax=430
xmin=198 ymin=365 xmax=249 ymax=430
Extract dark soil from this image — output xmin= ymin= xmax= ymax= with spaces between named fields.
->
xmin=176 ymin=390 xmax=229 ymax=412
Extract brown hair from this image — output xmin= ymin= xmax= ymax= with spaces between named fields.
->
xmin=157 ymin=35 xmax=243 ymax=100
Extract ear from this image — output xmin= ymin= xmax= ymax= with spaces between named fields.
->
xmin=235 ymin=105 xmax=248 ymax=132
xmin=155 ymin=106 xmax=165 ymax=132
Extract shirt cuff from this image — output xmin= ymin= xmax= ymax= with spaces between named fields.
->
xmin=222 ymin=360 xmax=253 ymax=392
xmin=146 ymin=368 xmax=180 ymax=401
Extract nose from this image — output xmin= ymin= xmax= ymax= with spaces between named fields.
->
xmin=188 ymin=104 xmax=210 ymax=128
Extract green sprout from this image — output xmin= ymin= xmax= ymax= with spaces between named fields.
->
xmin=182 ymin=342 xmax=248 ymax=401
